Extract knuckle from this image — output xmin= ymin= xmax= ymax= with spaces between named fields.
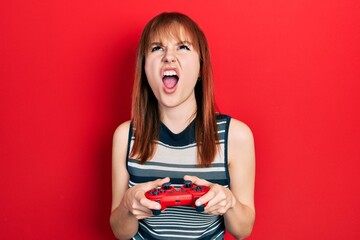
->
xmin=131 ymin=202 xmax=137 ymax=209
xmin=219 ymin=208 xmax=227 ymax=215
xmin=139 ymin=198 xmax=145 ymax=206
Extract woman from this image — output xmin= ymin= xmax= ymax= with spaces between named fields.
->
xmin=110 ymin=12 xmax=255 ymax=239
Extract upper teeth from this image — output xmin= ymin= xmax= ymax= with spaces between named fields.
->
xmin=163 ymin=70 xmax=177 ymax=77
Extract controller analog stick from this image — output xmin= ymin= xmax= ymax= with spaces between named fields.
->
xmin=183 ymin=180 xmax=192 ymax=188
xmin=162 ymin=182 xmax=172 ymax=189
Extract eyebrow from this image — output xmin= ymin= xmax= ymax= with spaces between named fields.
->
xmin=150 ymin=42 xmax=162 ymax=47
xmin=149 ymin=40 xmax=193 ymax=46
xmin=177 ymin=40 xmax=193 ymax=46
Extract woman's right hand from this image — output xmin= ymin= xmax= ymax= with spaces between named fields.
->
xmin=122 ymin=177 xmax=170 ymax=219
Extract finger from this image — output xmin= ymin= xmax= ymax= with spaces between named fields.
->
xmin=183 ymin=175 xmax=210 ymax=186
xmin=206 ymin=206 xmax=226 ymax=215
xmin=132 ymin=209 xmax=153 ymax=220
xmin=207 ymin=203 xmax=232 ymax=215
xmin=140 ymin=196 xmax=162 ymax=210
xmin=152 ymin=177 xmax=171 ymax=188
xmin=128 ymin=199 xmax=154 ymax=219
xmin=195 ymin=190 xmax=216 ymax=207
xmin=204 ymin=188 xmax=234 ymax=214
xmin=205 ymin=199 xmax=230 ymax=215
xmin=128 ymin=194 xmax=152 ymax=210
xmin=196 ymin=183 xmax=230 ymax=208
xmin=142 ymin=177 xmax=170 ymax=193
xmin=132 ymin=207 xmax=152 ymax=216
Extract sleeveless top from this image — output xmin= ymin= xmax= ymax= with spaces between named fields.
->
xmin=126 ymin=114 xmax=231 ymax=240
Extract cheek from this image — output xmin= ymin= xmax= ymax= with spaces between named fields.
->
xmin=183 ymin=59 xmax=201 ymax=80
xmin=189 ymin=54 xmax=201 ymax=77
xmin=144 ymin=59 xmax=156 ymax=82
xmin=144 ymin=59 xmax=151 ymax=77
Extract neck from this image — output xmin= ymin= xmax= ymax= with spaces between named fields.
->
xmin=159 ymin=98 xmax=197 ymax=134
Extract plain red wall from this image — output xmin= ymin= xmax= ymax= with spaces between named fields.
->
xmin=1 ymin=0 xmax=359 ymax=239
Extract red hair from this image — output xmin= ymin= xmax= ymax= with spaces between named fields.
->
xmin=131 ymin=12 xmax=219 ymax=167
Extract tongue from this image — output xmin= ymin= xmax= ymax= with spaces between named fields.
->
xmin=163 ymin=77 xmax=178 ymax=89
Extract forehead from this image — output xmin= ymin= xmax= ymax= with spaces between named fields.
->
xmin=148 ymin=24 xmax=196 ymax=45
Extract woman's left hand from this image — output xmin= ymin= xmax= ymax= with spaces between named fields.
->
xmin=183 ymin=175 xmax=236 ymax=215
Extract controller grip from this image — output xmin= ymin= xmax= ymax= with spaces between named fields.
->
xmin=195 ymin=198 xmax=205 ymax=212
xmin=152 ymin=209 xmax=161 ymax=215
xmin=151 ymin=200 xmax=162 ymax=215
xmin=195 ymin=205 xmax=205 ymax=212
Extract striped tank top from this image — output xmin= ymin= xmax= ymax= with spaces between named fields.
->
xmin=126 ymin=114 xmax=231 ymax=240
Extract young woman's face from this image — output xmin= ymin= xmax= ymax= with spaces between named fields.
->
xmin=144 ymin=27 xmax=200 ymax=112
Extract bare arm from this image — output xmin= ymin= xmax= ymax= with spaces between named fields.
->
xmin=109 ymin=121 xmax=170 ymax=239
xmin=223 ymin=119 xmax=256 ymax=239
xmin=185 ymin=118 xmax=255 ymax=239
xmin=110 ymin=121 xmax=138 ymax=239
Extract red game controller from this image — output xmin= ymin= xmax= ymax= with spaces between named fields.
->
xmin=145 ymin=180 xmax=210 ymax=215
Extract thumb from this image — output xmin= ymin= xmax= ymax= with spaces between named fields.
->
xmin=153 ymin=177 xmax=170 ymax=188
xmin=184 ymin=175 xmax=210 ymax=186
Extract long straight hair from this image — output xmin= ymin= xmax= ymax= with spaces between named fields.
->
xmin=130 ymin=12 xmax=219 ymax=167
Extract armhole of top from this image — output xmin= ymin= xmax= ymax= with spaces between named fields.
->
xmin=125 ymin=121 xmax=134 ymax=172
xmin=224 ymin=115 xmax=231 ymax=189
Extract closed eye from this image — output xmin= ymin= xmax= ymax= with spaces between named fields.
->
xmin=179 ymin=44 xmax=191 ymax=51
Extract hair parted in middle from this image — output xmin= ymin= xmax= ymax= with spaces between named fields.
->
xmin=130 ymin=12 xmax=219 ymax=167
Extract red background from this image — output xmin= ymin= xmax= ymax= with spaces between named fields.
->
xmin=1 ymin=0 xmax=359 ymax=239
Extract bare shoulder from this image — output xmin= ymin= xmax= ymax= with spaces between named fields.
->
xmin=228 ymin=118 xmax=255 ymax=166
xmin=112 ymin=120 xmax=132 ymax=166
xmin=113 ymin=120 xmax=132 ymax=143
xmin=228 ymin=118 xmax=254 ymax=144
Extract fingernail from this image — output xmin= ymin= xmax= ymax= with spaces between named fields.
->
xmin=195 ymin=200 xmax=201 ymax=206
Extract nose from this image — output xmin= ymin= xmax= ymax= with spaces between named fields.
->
xmin=162 ymin=49 xmax=176 ymax=63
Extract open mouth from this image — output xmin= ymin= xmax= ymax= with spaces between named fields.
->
xmin=162 ymin=70 xmax=179 ymax=89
